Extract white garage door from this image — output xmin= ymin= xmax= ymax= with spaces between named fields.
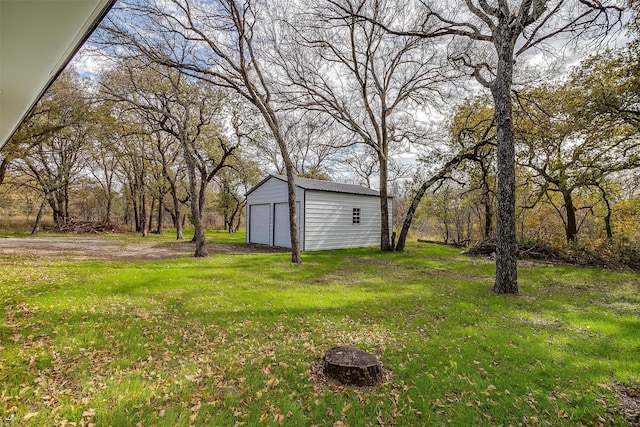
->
xmin=249 ymin=204 xmax=270 ymax=245
xmin=274 ymin=202 xmax=300 ymax=248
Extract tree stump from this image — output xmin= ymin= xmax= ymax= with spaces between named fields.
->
xmin=322 ymin=346 xmax=382 ymax=387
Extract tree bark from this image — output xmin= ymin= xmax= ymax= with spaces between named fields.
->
xmin=395 ymin=179 xmax=429 ymax=252
xmin=265 ymin=114 xmax=301 ymax=263
xmin=105 ymin=194 xmax=112 ymax=223
xmin=604 ymin=211 xmax=613 ymax=240
xmin=443 ymin=217 xmax=450 ymax=244
xmin=131 ymin=183 xmax=141 ymax=232
xmin=63 ymin=184 xmax=70 ymax=225
xmin=562 ymin=190 xmax=578 ymax=242
xmin=31 ymin=195 xmax=48 ymax=236
xmin=322 ymin=346 xmax=383 ymax=387
xmin=284 ymin=166 xmax=302 ymax=263
xmin=48 ymin=194 xmax=64 ymax=230
xmin=140 ymin=190 xmax=148 ymax=237
xmin=378 ymin=151 xmax=393 ymax=251
xmin=0 ymin=155 xmax=11 ymax=187
xmin=164 ymin=164 xmax=184 ymax=240
xmin=174 ymin=196 xmax=183 ymax=240
xmin=156 ymin=194 xmax=164 ymax=234
xmin=483 ymin=188 xmax=494 ymax=240
xmin=603 ymin=195 xmax=613 ymax=240
xmin=148 ymin=195 xmax=155 ymax=234
xmin=491 ymin=38 xmax=518 ymax=295
xmin=183 ymin=150 xmax=207 ymax=257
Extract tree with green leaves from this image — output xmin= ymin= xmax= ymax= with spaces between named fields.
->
xmin=571 ymin=48 xmax=640 ymax=143
xmin=395 ymin=97 xmax=495 ymax=252
xmin=11 ymin=69 xmax=92 ymax=233
xmin=150 ymin=130 xmax=189 ymax=239
xmin=515 ymin=81 xmax=640 ymax=243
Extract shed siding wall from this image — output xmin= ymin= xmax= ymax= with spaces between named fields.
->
xmin=304 ymin=191 xmax=392 ymax=251
xmin=245 ymin=177 xmax=304 ymax=248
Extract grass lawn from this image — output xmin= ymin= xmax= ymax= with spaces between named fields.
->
xmin=1 ymin=231 xmax=638 ymax=426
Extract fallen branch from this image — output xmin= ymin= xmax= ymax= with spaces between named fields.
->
xmin=48 ymin=219 xmax=119 ymax=234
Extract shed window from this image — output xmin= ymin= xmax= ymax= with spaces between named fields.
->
xmin=352 ymin=208 xmax=361 ymax=224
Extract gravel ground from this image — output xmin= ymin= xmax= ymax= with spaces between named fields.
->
xmin=0 ymin=236 xmax=285 ymax=260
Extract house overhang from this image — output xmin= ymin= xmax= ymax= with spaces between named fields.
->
xmin=0 ymin=0 xmax=117 ymax=148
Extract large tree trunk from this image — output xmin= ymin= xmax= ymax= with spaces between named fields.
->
xmin=272 ymin=124 xmax=301 ymax=263
xmin=378 ymin=151 xmax=393 ymax=252
xmin=491 ymin=38 xmax=519 ymax=295
xmin=184 ymin=150 xmax=207 ymax=257
xmin=156 ymin=194 xmax=164 ymax=234
xmin=284 ymin=166 xmax=302 ymax=263
xmin=174 ymin=198 xmax=183 ymax=240
xmin=176 ymin=214 xmax=184 ymax=240
xmin=131 ymin=185 xmax=141 ymax=232
xmin=0 ymin=155 xmax=11 ymax=187
xmin=105 ymin=194 xmax=112 ymax=223
xmin=48 ymin=194 xmax=64 ymax=230
xmin=562 ymin=190 xmax=578 ymax=242
xmin=604 ymin=213 xmax=613 ymax=240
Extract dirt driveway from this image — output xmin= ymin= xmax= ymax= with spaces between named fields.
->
xmin=0 ymin=236 xmax=285 ymax=261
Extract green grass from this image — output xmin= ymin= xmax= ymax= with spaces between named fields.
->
xmin=0 ymin=233 xmax=638 ymax=426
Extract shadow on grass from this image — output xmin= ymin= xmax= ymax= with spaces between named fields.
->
xmin=1 ymin=244 xmax=638 ymax=426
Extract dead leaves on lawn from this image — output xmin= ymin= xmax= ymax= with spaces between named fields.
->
xmin=610 ymin=382 xmax=640 ymax=426
xmin=1 ymin=293 xmax=407 ymax=426
xmin=1 ymin=255 xmax=637 ymax=427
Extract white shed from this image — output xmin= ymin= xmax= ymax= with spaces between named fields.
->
xmin=245 ymin=175 xmax=392 ymax=251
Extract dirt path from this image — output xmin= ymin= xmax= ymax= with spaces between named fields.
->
xmin=0 ymin=236 xmax=285 ymax=261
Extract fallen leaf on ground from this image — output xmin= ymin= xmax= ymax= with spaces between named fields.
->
xmin=23 ymin=412 xmax=39 ymax=421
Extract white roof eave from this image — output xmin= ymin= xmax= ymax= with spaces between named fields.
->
xmin=0 ymin=0 xmax=117 ymax=148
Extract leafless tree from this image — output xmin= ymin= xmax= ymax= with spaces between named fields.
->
xmin=281 ymin=113 xmax=348 ymax=179
xmin=101 ymin=59 xmax=237 ymax=256
xmin=243 ymin=109 xmax=348 ymax=178
xmin=280 ymin=0 xmax=453 ymax=251
xmin=340 ymin=145 xmax=414 ymax=189
xmin=99 ymin=0 xmax=304 ymax=263
xmin=87 ymin=102 xmax=128 ymax=224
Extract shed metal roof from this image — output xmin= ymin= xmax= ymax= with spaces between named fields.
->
xmin=247 ymin=174 xmax=387 ymax=197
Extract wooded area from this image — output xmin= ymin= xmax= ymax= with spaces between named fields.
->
xmin=1 ymin=0 xmax=639 ymax=293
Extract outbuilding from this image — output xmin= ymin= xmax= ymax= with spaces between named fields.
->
xmin=246 ymin=175 xmax=392 ymax=251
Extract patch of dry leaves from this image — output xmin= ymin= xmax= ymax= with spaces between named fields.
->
xmin=614 ymin=382 xmax=640 ymax=426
